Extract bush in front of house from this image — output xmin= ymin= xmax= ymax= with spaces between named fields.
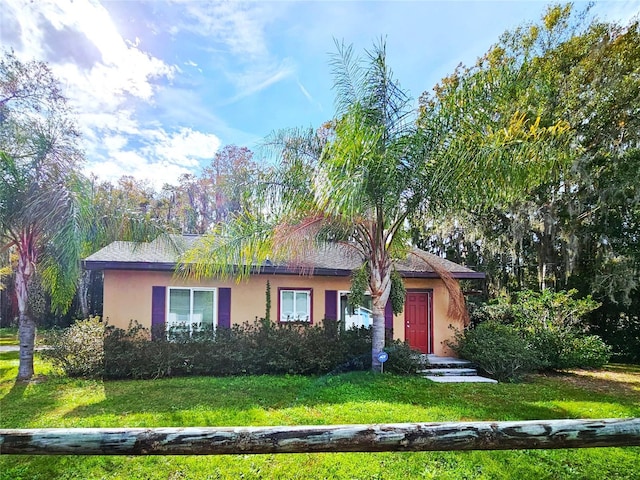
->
xmin=43 ymin=316 xmax=105 ymax=377
xmin=450 ymin=322 xmax=543 ymax=382
xmin=452 ymin=290 xmax=612 ymax=381
xmin=383 ymin=340 xmax=421 ymax=375
xmin=48 ymin=317 xmax=408 ymax=379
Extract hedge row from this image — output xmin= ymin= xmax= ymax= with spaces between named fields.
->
xmin=44 ymin=317 xmax=420 ymax=379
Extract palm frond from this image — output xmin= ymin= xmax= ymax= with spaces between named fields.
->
xmin=330 ymin=39 xmax=364 ymax=115
xmin=179 ymin=211 xmax=277 ymax=281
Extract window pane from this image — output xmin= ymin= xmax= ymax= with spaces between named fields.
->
xmin=169 ymin=289 xmax=190 ymax=324
xmin=281 ymin=291 xmax=294 ymax=321
xmin=193 ymin=290 xmax=214 ymax=330
xmin=342 ymin=293 xmax=372 ymax=329
xmin=295 ymin=291 xmax=309 ymax=320
xmin=339 ymin=293 xmax=349 ymax=322
xmin=363 ymin=294 xmax=373 ymax=312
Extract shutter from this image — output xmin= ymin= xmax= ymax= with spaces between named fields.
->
xmin=218 ymin=288 xmax=231 ymax=328
xmin=324 ymin=290 xmax=337 ymax=320
xmin=384 ymin=301 xmax=393 ymax=329
xmin=151 ymin=286 xmax=166 ymax=340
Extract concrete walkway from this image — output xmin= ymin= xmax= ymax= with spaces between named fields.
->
xmin=0 ymin=345 xmax=49 ymax=353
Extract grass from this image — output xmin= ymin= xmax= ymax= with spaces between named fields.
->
xmin=0 ymin=328 xmax=17 ymax=346
xmin=1 ymin=333 xmax=639 ymax=479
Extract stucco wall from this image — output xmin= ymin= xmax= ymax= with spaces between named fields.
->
xmin=102 ymin=270 xmax=464 ymax=356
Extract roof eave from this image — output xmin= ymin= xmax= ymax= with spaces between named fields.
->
xmin=83 ymin=261 xmax=485 ymax=279
xmin=400 ymin=271 xmax=486 ymax=279
xmin=83 ymin=261 xmax=176 ymax=271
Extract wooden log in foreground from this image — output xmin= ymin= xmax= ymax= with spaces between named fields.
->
xmin=1 ymin=418 xmax=639 ymax=455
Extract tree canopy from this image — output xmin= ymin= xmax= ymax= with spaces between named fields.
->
xmin=413 ymin=5 xmax=640 ymax=361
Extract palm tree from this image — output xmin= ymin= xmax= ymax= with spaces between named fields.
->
xmin=1 ymin=50 xmax=86 ymax=379
xmin=1 ymin=150 xmax=85 ymax=379
xmin=1 ymin=52 xmax=172 ymax=379
xmin=182 ymin=41 xmax=461 ymax=371
xmin=182 ymin=40 xmax=571 ymax=372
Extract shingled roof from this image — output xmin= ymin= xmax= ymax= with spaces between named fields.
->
xmin=83 ymin=235 xmax=484 ymax=279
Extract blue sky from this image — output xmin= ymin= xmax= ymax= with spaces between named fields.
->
xmin=2 ymin=0 xmax=638 ymax=188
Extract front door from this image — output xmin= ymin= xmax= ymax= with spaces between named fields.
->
xmin=404 ymin=291 xmax=432 ymax=354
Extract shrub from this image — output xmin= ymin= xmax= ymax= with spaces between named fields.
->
xmin=450 ymin=322 xmax=542 ymax=382
xmin=525 ymin=329 xmax=611 ymax=370
xmin=43 ymin=317 xmax=104 ymax=377
xmin=383 ymin=340 xmax=421 ymax=375
xmin=558 ymin=334 xmax=611 ymax=369
xmin=524 ymin=328 xmax=565 ymax=370
xmin=512 ymin=289 xmax=600 ymax=331
xmin=466 ymin=290 xmax=611 ymax=372
xmin=98 ymin=319 xmax=378 ymax=378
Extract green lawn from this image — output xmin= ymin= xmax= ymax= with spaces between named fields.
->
xmin=0 ymin=328 xmax=17 ymax=346
xmin=1 ymin=337 xmax=639 ymax=479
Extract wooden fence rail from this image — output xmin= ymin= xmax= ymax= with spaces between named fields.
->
xmin=1 ymin=418 xmax=639 ymax=455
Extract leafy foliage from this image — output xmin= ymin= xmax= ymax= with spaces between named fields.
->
xmin=46 ymin=318 xmax=416 ymax=379
xmin=43 ymin=317 xmax=105 ymax=377
xmin=264 ymin=280 xmax=271 ymax=322
xmin=450 ymin=322 xmax=543 ymax=382
xmin=389 ymin=269 xmax=406 ymax=314
xmin=456 ymin=290 xmax=611 ymax=380
xmin=383 ymin=339 xmax=420 ymax=374
xmin=412 ymin=6 xmax=639 ymax=361
xmin=348 ymin=263 xmax=369 ymax=312
xmin=508 ymin=289 xmax=601 ymax=332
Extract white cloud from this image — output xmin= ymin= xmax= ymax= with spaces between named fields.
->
xmin=103 ymin=134 xmax=129 ymax=152
xmin=176 ymin=1 xmax=294 ymax=103
xmin=3 ymin=0 xmax=227 ymax=189
xmin=85 ymin=156 xmax=193 ymax=190
xmin=224 ymin=60 xmax=296 ymax=104
xmin=177 ymin=1 xmax=278 ymax=59
xmin=6 ymin=0 xmax=175 ymax=104
xmin=147 ymin=128 xmax=221 ymax=168
xmin=85 ymin=127 xmax=221 ymax=189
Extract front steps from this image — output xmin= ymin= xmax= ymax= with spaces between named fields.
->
xmin=418 ymin=355 xmax=498 ymax=383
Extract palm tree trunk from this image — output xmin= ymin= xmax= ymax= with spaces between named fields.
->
xmin=17 ymin=312 xmax=36 ymax=380
xmin=16 ymin=248 xmax=35 ymax=380
xmin=78 ymin=269 xmax=90 ymax=319
xmin=370 ymin=250 xmax=392 ymax=373
xmin=371 ymin=299 xmax=386 ymax=372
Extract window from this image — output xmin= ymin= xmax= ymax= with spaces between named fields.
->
xmin=167 ymin=287 xmax=216 ymax=336
xmin=339 ymin=291 xmax=373 ymax=329
xmin=279 ymin=288 xmax=312 ymax=322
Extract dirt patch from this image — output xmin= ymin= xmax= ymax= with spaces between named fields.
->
xmin=536 ymin=365 xmax=640 ymax=397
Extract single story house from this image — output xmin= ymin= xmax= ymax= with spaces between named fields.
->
xmin=83 ymin=235 xmax=484 ymax=356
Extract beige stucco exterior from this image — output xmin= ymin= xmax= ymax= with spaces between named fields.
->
xmin=102 ymin=270 xmax=464 ymax=356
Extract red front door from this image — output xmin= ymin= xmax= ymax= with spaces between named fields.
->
xmin=405 ymin=291 xmax=432 ymax=354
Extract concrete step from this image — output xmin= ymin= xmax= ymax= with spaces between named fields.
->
xmin=421 ymin=355 xmax=474 ymax=369
xmin=424 ymin=375 xmax=498 ymax=384
xmin=419 ymin=367 xmax=478 ymax=376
